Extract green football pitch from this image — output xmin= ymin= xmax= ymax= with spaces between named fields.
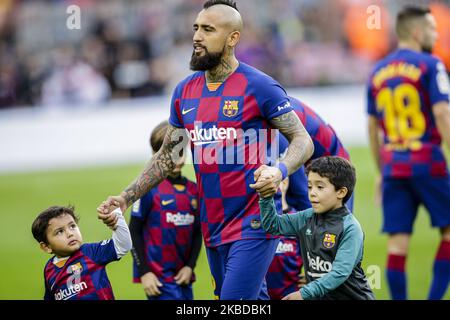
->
xmin=0 ymin=146 xmax=448 ymax=300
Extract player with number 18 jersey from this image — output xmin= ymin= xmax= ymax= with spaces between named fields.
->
xmin=367 ymin=48 xmax=450 ymax=235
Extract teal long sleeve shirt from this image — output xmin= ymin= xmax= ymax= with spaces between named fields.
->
xmin=259 ymin=197 xmax=374 ymax=300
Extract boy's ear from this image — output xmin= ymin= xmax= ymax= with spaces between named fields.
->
xmin=40 ymin=242 xmax=53 ymax=254
xmin=337 ymin=187 xmax=348 ymax=200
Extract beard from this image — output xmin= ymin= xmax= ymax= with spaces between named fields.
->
xmin=190 ymin=45 xmax=225 ymax=71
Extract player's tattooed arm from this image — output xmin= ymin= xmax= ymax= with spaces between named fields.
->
xmin=97 ymin=125 xmax=188 ymax=220
xmin=250 ymin=111 xmax=313 ymax=198
xmin=270 ymin=111 xmax=314 ymax=174
xmin=121 ymin=125 xmax=188 ymax=207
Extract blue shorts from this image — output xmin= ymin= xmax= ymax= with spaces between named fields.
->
xmin=206 ymin=239 xmax=279 ymax=300
xmin=382 ymin=175 xmax=450 ymax=234
xmin=147 ymin=282 xmax=193 ymax=300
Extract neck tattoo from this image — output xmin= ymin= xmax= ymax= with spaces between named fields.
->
xmin=207 ymin=57 xmax=235 ymax=83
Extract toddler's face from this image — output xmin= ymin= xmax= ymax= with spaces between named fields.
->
xmin=42 ymin=214 xmax=83 ymax=257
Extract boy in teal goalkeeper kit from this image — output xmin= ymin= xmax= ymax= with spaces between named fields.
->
xmin=259 ymin=156 xmax=374 ymax=300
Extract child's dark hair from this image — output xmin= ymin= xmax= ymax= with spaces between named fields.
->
xmin=32 ymin=206 xmax=79 ymax=244
xmin=306 ymin=156 xmax=356 ymax=204
xmin=203 ymin=0 xmax=238 ymax=11
xmin=150 ymin=120 xmax=169 ymax=153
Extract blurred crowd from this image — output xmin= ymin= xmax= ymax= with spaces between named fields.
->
xmin=0 ymin=0 xmax=449 ymax=109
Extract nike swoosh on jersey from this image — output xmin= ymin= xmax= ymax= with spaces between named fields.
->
xmin=182 ymin=107 xmax=196 ymax=115
xmin=161 ymin=199 xmax=175 ymax=206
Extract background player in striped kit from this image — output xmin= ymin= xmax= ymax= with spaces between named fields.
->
xmin=32 ymin=206 xmax=131 ymax=300
xmin=98 ymin=0 xmax=313 ymax=300
xmin=367 ymin=6 xmax=450 ymax=300
xmin=129 ymin=121 xmax=202 ymax=300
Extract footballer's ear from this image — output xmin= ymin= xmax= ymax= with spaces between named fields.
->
xmin=227 ymin=30 xmax=240 ymax=48
xmin=336 ymin=187 xmax=348 ymax=200
xmin=40 ymin=242 xmax=53 ymax=254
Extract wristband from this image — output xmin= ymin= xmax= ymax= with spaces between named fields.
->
xmin=277 ymin=162 xmax=288 ymax=180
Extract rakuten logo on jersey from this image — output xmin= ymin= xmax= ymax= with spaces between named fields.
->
xmin=276 ymin=241 xmax=295 ymax=254
xmin=54 ymin=282 xmax=88 ymax=300
xmin=166 ymin=212 xmax=195 ymax=226
xmin=307 ymin=251 xmax=332 ymax=278
xmin=186 ymin=124 xmax=237 ymax=146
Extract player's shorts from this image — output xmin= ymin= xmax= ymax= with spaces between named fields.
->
xmin=382 ymin=174 xmax=450 ymax=234
xmin=206 ymin=238 xmax=279 ymax=300
xmin=146 ymin=282 xmax=193 ymax=300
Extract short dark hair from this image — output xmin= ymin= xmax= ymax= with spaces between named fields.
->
xmin=31 ymin=206 xmax=79 ymax=244
xmin=396 ymin=6 xmax=431 ymax=39
xmin=306 ymin=156 xmax=356 ymax=204
xmin=203 ymin=0 xmax=238 ymax=12
xmin=150 ymin=120 xmax=169 ymax=153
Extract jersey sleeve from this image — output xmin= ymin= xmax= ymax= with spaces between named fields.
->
xmin=81 ymin=240 xmax=119 ymax=265
xmin=131 ymin=191 xmax=153 ymax=220
xmin=257 ymin=77 xmax=293 ymax=120
xmin=169 ymin=83 xmax=184 ymax=128
xmin=259 ymin=197 xmax=309 ymax=237
xmin=427 ymin=59 xmax=450 ymax=106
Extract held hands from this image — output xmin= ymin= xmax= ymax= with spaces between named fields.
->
xmin=141 ymin=272 xmax=163 ymax=297
xmin=174 ymin=266 xmax=193 ymax=285
xmin=249 ymin=165 xmax=283 ymax=198
xmin=97 ymin=195 xmax=127 ymax=230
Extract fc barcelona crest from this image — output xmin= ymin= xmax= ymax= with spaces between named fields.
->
xmin=223 ymin=100 xmax=239 ymax=117
xmin=323 ymin=233 xmax=336 ymax=249
xmin=69 ymin=262 xmax=83 ymax=274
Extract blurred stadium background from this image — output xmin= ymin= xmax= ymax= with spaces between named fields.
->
xmin=1 ymin=0 xmax=450 ymax=300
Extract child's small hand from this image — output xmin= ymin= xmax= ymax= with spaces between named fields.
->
xmin=282 ymin=290 xmax=303 ymax=300
xmin=98 ymin=208 xmax=121 ymax=230
xmin=174 ymin=266 xmax=193 ymax=285
xmin=141 ymin=272 xmax=163 ymax=297
xmin=250 ymin=165 xmax=277 ymax=198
